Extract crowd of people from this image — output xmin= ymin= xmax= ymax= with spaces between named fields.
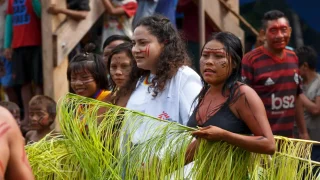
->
xmin=0 ymin=0 xmax=319 ymax=179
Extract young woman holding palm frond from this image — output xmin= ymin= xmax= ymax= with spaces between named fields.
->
xmin=186 ymin=32 xmax=276 ymax=165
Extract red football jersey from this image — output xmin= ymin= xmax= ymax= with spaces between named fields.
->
xmin=7 ymin=0 xmax=41 ymax=48
xmin=242 ymin=46 xmax=302 ymax=137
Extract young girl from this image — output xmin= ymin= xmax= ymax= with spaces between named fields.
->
xmin=67 ymin=44 xmax=110 ymax=101
xmin=186 ymin=32 xmax=275 ymax=163
xmin=128 ymin=15 xmax=202 ymax=125
xmin=107 ymin=42 xmax=145 ymax=107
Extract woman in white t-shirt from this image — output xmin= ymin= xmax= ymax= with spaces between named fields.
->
xmin=127 ymin=15 xmax=202 ymax=125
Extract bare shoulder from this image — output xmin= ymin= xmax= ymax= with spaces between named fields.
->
xmin=232 ymin=83 xmax=262 ymax=109
xmin=0 ymin=107 xmax=19 ymax=137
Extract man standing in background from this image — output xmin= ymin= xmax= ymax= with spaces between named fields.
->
xmin=242 ymin=10 xmax=309 ymax=139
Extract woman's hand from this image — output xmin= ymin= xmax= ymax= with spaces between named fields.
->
xmin=192 ymin=125 xmax=226 ymax=141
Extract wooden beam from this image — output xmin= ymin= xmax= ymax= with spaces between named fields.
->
xmin=193 ymin=0 xmax=244 ymax=44
xmin=198 ymin=0 xmax=205 ymax=50
xmin=41 ymin=0 xmax=55 ymax=98
xmin=54 ymin=0 xmax=105 ymax=66
xmin=218 ymin=0 xmax=258 ymax=36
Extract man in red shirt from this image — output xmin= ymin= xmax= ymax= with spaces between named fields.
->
xmin=242 ymin=10 xmax=308 ymax=138
xmin=4 ymin=0 xmax=42 ymax=122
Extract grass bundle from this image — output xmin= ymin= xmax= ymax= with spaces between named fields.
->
xmin=26 ymin=93 xmax=320 ymax=179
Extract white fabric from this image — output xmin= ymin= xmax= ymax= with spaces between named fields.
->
xmin=126 ymin=66 xmax=202 ymax=125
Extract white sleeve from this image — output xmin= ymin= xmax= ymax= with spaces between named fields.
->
xmin=179 ymin=70 xmax=202 ymax=125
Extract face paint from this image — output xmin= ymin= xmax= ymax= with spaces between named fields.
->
xmin=0 ymin=122 xmax=10 ymax=138
xmin=70 ymin=70 xmax=98 ymax=97
xmin=110 ymin=52 xmax=132 ymax=88
xmin=200 ymin=40 xmax=233 ymax=85
xmin=140 ymin=45 xmax=150 ymax=57
xmin=265 ymin=18 xmax=291 ymax=51
xmin=201 ymin=48 xmax=228 ymax=69
xmin=29 ymin=107 xmax=51 ymax=129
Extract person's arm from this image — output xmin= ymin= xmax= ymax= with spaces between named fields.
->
xmin=4 ymin=14 xmax=13 ymax=60
xmin=47 ymin=4 xmax=88 ymax=21
xmin=0 ymin=107 xmax=34 ymax=180
xmin=192 ymin=85 xmax=275 ymax=155
xmin=295 ymin=95 xmax=310 ymax=139
xmin=300 ymin=93 xmax=320 ymax=115
xmin=101 ymin=0 xmax=125 ymax=15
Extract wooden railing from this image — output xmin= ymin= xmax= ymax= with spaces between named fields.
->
xmin=197 ymin=0 xmax=258 ymax=48
xmin=42 ymin=0 xmax=105 ymax=101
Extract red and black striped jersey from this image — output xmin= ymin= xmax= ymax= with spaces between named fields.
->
xmin=241 ymin=46 xmax=302 ymax=137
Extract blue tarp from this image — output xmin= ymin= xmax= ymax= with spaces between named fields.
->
xmin=240 ymin=0 xmax=320 ymax=32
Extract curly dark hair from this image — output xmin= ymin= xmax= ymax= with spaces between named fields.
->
xmin=107 ymin=42 xmax=146 ymax=104
xmin=134 ymin=15 xmax=191 ymax=97
xmin=67 ymin=43 xmax=109 ymax=90
xmin=193 ymin=32 xmax=244 ymax=112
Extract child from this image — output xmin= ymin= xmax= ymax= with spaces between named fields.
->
xmin=0 ymin=101 xmax=20 ymax=126
xmin=25 ymin=95 xmax=56 ymax=143
xmin=67 ymin=43 xmax=111 ymax=101
xmin=128 ymin=15 xmax=202 ymax=125
xmin=107 ymin=42 xmax=145 ymax=107
xmin=101 ymin=0 xmax=137 ymax=44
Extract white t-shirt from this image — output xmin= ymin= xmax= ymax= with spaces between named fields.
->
xmin=126 ymin=66 xmax=202 ymax=125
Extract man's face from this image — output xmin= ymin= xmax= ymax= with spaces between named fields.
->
xmin=264 ymin=17 xmax=291 ymax=51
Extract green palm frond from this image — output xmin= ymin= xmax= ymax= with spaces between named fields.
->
xmin=25 ymin=93 xmax=320 ymax=179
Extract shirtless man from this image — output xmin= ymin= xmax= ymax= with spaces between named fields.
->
xmin=0 ymin=106 xmax=34 ymax=180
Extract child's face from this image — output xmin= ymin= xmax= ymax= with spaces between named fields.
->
xmin=28 ymin=105 xmax=52 ymax=130
xmin=132 ymin=26 xmax=164 ymax=74
xmin=70 ymin=70 xmax=98 ymax=97
xmin=110 ymin=52 xmax=132 ymax=88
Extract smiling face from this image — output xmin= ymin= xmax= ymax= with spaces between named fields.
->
xmin=263 ymin=17 xmax=291 ymax=52
xmin=110 ymin=52 xmax=132 ymax=88
xmin=200 ymin=40 xmax=232 ymax=86
xmin=132 ymin=26 xmax=164 ymax=74
xmin=28 ymin=105 xmax=52 ymax=130
xmin=70 ymin=69 xmax=98 ymax=97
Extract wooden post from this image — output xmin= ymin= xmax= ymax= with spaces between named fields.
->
xmin=42 ymin=0 xmax=105 ymax=101
xmin=41 ymin=0 xmax=55 ymax=99
xmin=198 ymin=0 xmax=205 ymax=51
xmin=193 ymin=0 xmax=245 ymax=45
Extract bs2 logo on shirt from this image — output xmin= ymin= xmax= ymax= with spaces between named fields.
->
xmin=271 ymin=94 xmax=295 ymax=110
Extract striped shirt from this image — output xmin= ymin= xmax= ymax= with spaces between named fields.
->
xmin=242 ymin=46 xmax=302 ymax=137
